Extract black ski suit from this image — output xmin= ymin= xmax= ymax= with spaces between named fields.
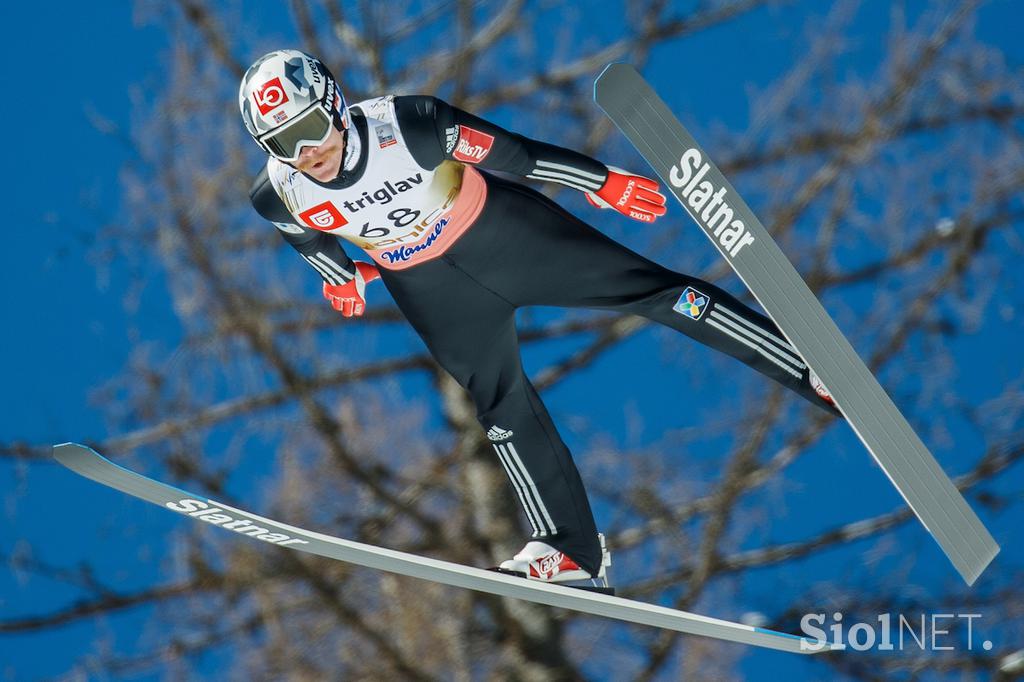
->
xmin=250 ymin=95 xmax=838 ymax=575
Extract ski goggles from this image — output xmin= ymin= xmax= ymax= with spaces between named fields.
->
xmin=257 ymin=103 xmax=333 ymax=162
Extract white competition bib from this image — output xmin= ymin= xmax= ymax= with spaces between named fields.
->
xmin=266 ymin=96 xmax=486 ymax=269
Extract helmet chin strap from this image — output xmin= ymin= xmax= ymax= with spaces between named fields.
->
xmin=332 ymin=125 xmax=349 ymax=179
xmin=331 ymin=87 xmax=349 ymax=131
xmin=328 ymin=90 xmax=350 ymax=182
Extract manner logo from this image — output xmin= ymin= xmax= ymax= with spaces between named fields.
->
xmin=453 ymin=125 xmax=494 ymax=163
xmin=299 ymin=201 xmax=348 ymax=231
xmin=254 ymin=77 xmax=289 ymax=115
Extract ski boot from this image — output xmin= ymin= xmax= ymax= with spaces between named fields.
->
xmin=490 ymin=533 xmax=613 ymax=595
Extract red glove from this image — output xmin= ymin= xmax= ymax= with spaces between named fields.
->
xmin=322 ymin=261 xmax=381 ymax=317
xmin=586 ymin=166 xmax=667 ymax=223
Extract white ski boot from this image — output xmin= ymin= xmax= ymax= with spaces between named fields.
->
xmin=491 ymin=533 xmax=613 ymax=594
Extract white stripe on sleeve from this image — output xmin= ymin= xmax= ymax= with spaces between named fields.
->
xmin=313 ymin=252 xmax=354 ymax=281
xmin=301 ymin=254 xmax=343 ymax=285
xmin=534 ymin=159 xmax=607 ymax=182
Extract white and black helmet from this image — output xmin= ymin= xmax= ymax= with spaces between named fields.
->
xmin=239 ymin=49 xmax=348 ymax=162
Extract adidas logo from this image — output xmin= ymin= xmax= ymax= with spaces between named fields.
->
xmin=486 ymin=426 xmax=513 ymax=442
xmin=444 ymin=126 xmax=458 ymax=154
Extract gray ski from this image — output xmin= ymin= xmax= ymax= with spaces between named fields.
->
xmin=53 ymin=443 xmax=837 ymax=653
xmin=593 ymin=62 xmax=998 ymax=585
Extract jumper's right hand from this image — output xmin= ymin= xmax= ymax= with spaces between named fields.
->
xmin=586 ymin=166 xmax=667 ymax=224
xmin=322 ymin=261 xmax=381 ymax=317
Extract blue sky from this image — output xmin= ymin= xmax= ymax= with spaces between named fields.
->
xmin=3 ymin=1 xmax=1022 ymax=680
xmin=3 ymin=5 xmax=163 ymax=441
xmin=2 ymin=4 xmax=171 ymax=678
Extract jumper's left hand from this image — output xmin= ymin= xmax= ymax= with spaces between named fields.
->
xmin=586 ymin=166 xmax=667 ymax=224
xmin=322 ymin=261 xmax=381 ymax=318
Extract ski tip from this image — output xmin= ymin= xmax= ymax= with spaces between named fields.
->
xmin=596 ymin=61 xmax=636 ymax=81
xmin=594 ymin=62 xmax=638 ymax=98
xmin=52 ymin=442 xmax=101 ymax=467
xmin=54 ymin=441 xmax=93 ymax=454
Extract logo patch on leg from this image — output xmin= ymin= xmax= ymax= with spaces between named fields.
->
xmin=673 ymin=287 xmax=709 ymax=320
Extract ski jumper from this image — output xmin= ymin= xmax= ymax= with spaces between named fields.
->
xmin=249 ymin=95 xmax=838 ymax=575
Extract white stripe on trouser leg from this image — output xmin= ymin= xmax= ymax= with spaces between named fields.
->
xmin=504 ymin=443 xmax=557 ymax=536
xmin=494 ymin=446 xmax=541 ymax=535
xmin=708 ymin=308 xmax=805 ymax=376
xmin=494 ymin=445 xmax=543 ymax=536
xmin=301 ymin=255 xmax=341 ymax=284
xmin=498 ymin=444 xmax=553 ymax=538
xmin=707 ymin=312 xmax=800 ymax=376
xmin=713 ymin=305 xmax=805 ymax=369
xmin=708 ymin=309 xmax=804 ymax=370
xmin=705 ymin=317 xmax=803 ymax=379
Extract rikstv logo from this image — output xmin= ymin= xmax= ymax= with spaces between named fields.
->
xmin=453 ymin=125 xmax=494 ymax=163
xmin=254 ymin=77 xmax=290 ymax=116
